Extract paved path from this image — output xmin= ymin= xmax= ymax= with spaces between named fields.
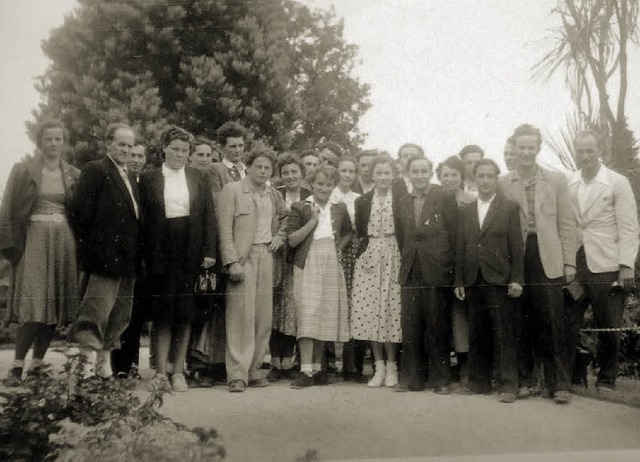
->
xmin=2 ymin=348 xmax=640 ymax=461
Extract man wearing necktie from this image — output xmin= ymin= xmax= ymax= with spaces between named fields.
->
xmin=210 ymin=122 xmax=247 ymax=195
xmin=68 ymin=123 xmax=141 ymax=378
xmin=566 ymin=130 xmax=639 ymax=392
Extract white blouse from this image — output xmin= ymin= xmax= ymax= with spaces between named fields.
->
xmin=162 ymin=164 xmax=190 ymax=218
xmin=307 ymin=197 xmax=334 ymax=240
xmin=330 ymin=187 xmax=359 ymax=229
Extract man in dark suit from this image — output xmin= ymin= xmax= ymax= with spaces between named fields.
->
xmin=395 ymin=154 xmax=458 ymax=393
xmin=454 ymin=159 xmax=524 ymax=403
xmin=210 ymin=122 xmax=247 ymax=195
xmin=68 ymin=123 xmax=141 ymax=378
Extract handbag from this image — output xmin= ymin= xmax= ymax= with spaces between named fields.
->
xmin=194 ymin=267 xmax=217 ymax=294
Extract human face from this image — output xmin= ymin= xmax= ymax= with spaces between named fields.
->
xmin=408 ymin=158 xmax=433 ymax=192
xmin=311 ymin=172 xmax=336 ymax=205
xmin=574 ymin=134 xmax=602 ymax=179
xmin=439 ymin=165 xmax=463 ymax=191
xmin=398 ymin=146 xmax=421 ymax=172
xmin=247 ymin=156 xmax=273 ymax=187
xmin=280 ymin=163 xmax=303 ymax=190
xmin=514 ymin=135 xmax=540 ymax=169
xmin=358 ymin=155 xmax=375 ymax=183
xmin=475 ymin=164 xmax=499 ymax=200
xmin=164 ymin=139 xmax=190 ymax=170
xmin=107 ymin=128 xmax=135 ymax=167
xmin=128 ymin=145 xmax=146 ymax=175
xmin=190 ymin=143 xmax=213 ymax=170
xmin=373 ymin=162 xmax=394 ymax=193
xmin=337 ymin=160 xmax=356 ymax=190
xmin=462 ymin=151 xmax=483 ymax=180
xmin=318 ymin=148 xmax=338 ymax=167
xmin=223 ymin=136 xmax=244 ymax=163
xmin=40 ymin=127 xmax=65 ymax=160
xmin=302 ymin=155 xmax=319 ymax=179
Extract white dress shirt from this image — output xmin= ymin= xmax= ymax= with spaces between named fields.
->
xmin=162 ymin=164 xmax=190 ymax=218
xmin=576 ymin=166 xmax=608 ymax=216
xmin=222 ymin=158 xmax=246 ymax=179
xmin=307 ymin=197 xmax=334 ymax=240
xmin=477 ymin=193 xmax=496 ymax=228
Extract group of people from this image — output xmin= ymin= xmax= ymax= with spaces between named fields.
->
xmin=1 ymin=118 xmax=637 ymax=405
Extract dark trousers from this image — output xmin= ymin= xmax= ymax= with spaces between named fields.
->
xmin=342 ymin=339 xmax=367 ymax=374
xmin=400 ymin=259 xmax=450 ymax=390
xmin=566 ymin=247 xmax=625 ymax=386
xmin=518 ymin=235 xmax=568 ymax=392
xmin=111 ymin=279 xmax=148 ymax=374
xmin=467 ymin=273 xmax=518 ymax=394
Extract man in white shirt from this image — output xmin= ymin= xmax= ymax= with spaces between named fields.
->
xmin=454 ymin=159 xmax=524 ymax=403
xmin=566 ymin=130 xmax=639 ymax=391
xmin=210 ymin=122 xmax=247 ymax=194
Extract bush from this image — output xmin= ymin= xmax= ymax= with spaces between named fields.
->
xmin=0 ymin=353 xmax=224 ymax=461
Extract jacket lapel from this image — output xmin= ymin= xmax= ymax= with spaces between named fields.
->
xmin=185 ymin=167 xmax=197 ymax=214
xmin=105 ymin=158 xmax=137 ymax=216
xmin=581 ymin=181 xmax=608 ymax=218
xmin=480 ymin=195 xmax=499 ymax=234
xmin=26 ymin=155 xmax=43 ymax=192
xmin=151 ymin=169 xmax=166 ymax=218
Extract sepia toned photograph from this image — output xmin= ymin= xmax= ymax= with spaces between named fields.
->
xmin=1 ymin=1 xmax=640 ymax=460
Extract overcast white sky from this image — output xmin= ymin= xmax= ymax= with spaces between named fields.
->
xmin=1 ymin=0 xmax=639 ymax=188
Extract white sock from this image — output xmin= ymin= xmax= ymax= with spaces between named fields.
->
xmin=312 ymin=363 xmax=322 ymax=374
xmin=12 ymin=359 xmax=25 ymax=369
xmin=301 ymin=364 xmax=313 ymax=376
xmin=272 ymin=357 xmax=282 ymax=369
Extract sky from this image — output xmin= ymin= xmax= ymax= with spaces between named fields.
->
xmin=1 ymin=0 xmax=640 ymax=188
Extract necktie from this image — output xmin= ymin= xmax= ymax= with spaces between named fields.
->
xmin=229 ymin=165 xmax=240 ymax=181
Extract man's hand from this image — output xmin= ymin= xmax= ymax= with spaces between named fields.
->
xmin=228 ymin=262 xmax=244 ymax=283
xmin=202 ymin=257 xmax=215 ymax=269
xmin=564 ymin=265 xmax=576 ymax=284
xmin=268 ymin=235 xmax=285 ymax=253
xmin=507 ymin=282 xmax=523 ymax=298
xmin=618 ymin=266 xmax=635 ymax=290
xmin=454 ymin=286 xmax=465 ymax=301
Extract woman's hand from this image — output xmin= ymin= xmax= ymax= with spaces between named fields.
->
xmin=268 ymin=236 xmax=285 ymax=253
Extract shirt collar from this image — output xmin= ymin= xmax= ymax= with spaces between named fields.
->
xmin=575 ymin=163 xmax=610 ymax=187
xmin=162 ymin=163 xmax=185 ymax=176
xmin=306 ymin=195 xmax=329 ymax=211
xmin=107 ymin=154 xmax=127 ymax=174
xmin=478 ymin=193 xmax=496 ymax=205
xmin=222 ymin=157 xmax=244 ymax=171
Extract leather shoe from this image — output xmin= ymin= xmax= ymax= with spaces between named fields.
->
xmin=433 ymin=385 xmax=451 ymax=395
xmin=228 ymin=379 xmax=246 ymax=392
xmin=291 ymin=372 xmax=314 ymax=389
xmin=499 ymin=392 xmax=516 ymax=403
xmin=248 ymin=378 xmax=269 ymax=388
xmin=313 ymin=372 xmax=329 ymax=386
xmin=517 ymin=386 xmax=531 ymax=399
xmin=553 ymin=390 xmax=571 ymax=404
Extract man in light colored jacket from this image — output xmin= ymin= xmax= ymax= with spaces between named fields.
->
xmin=566 ymin=130 xmax=639 ymax=391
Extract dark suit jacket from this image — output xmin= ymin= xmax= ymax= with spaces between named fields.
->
xmin=454 ymin=192 xmax=524 ymax=287
xmin=395 ymin=184 xmax=458 ymax=287
xmin=138 ymin=167 xmax=217 ymax=275
xmin=288 ymin=200 xmax=352 ymax=269
xmin=70 ymin=157 xmax=140 ymax=278
xmin=210 ymin=161 xmax=241 ymax=194
xmin=354 ymin=189 xmax=399 ymax=257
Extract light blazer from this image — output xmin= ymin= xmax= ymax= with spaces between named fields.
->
xmin=500 ymin=165 xmax=576 ymax=279
xmin=210 ymin=161 xmax=242 ymax=194
xmin=0 ymin=154 xmax=79 ymax=263
xmin=218 ymin=177 xmax=288 ymax=267
xmin=394 ymin=184 xmax=458 ymax=287
xmin=70 ymin=156 xmax=141 ymax=278
xmin=568 ymin=165 xmax=639 ymax=274
xmin=454 ymin=192 xmax=524 ymax=287
xmin=287 ymin=200 xmax=352 ymax=269
xmin=138 ymin=167 xmax=217 ymax=275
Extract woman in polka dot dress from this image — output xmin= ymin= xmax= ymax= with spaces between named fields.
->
xmin=350 ymin=154 xmax=402 ymax=387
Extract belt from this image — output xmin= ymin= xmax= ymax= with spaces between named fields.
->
xmin=30 ymin=213 xmax=66 ymax=223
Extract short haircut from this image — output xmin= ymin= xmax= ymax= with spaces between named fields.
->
xmin=193 ymin=136 xmax=213 ymax=149
xmin=473 ymin=158 xmax=501 ymax=177
xmin=458 ymin=144 xmax=485 ymax=160
xmin=406 ymin=153 xmax=431 ymax=171
xmin=105 ymin=122 xmax=133 ymax=143
xmin=309 ymin=164 xmax=339 ymax=185
xmin=161 ymin=126 xmax=193 ymax=148
xmin=216 ymin=121 xmax=246 ymax=146
xmin=511 ymin=124 xmax=542 ymax=146
xmin=318 ymin=141 xmax=344 ymax=157
xmin=36 ymin=119 xmax=68 ymax=149
xmin=338 ymin=156 xmax=357 ymax=168
xmin=277 ymin=152 xmax=306 ymax=178
xmin=397 ymin=143 xmax=425 ymax=157
xmin=574 ymin=129 xmax=605 ymax=151
xmin=299 ymin=148 xmax=318 ymax=160
xmin=435 ymin=155 xmax=465 ymax=182
xmin=246 ymin=147 xmax=277 ymax=167
xmin=371 ymin=153 xmax=398 ymax=176
xmin=133 ymin=142 xmax=146 ymax=150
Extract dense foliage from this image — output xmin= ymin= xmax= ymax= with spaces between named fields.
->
xmin=29 ymin=0 xmax=370 ymax=166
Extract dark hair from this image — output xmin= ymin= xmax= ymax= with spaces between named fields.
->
xmin=318 ymin=141 xmax=345 ymax=157
xmin=473 ymin=158 xmax=501 ymax=177
xmin=575 ymin=129 xmax=605 ymax=152
xmin=458 ymin=144 xmax=485 ymax=161
xmin=36 ymin=119 xmax=68 ymax=150
xmin=397 ymin=143 xmax=425 ymax=157
xmin=216 ymin=121 xmax=246 ymax=146
xmin=511 ymin=124 xmax=542 ymax=146
xmin=105 ymin=122 xmax=133 ymax=143
xmin=299 ymin=148 xmax=318 ymax=160
xmin=406 ymin=154 xmax=432 ymax=171
xmin=357 ymin=149 xmax=379 ymax=161
xmin=436 ymin=155 xmax=465 ymax=183
xmin=193 ymin=136 xmax=213 ymax=149
xmin=246 ymin=148 xmax=277 ymax=167
xmin=371 ymin=154 xmax=398 ymax=176
xmin=161 ymin=126 xmax=193 ymax=148
xmin=277 ymin=152 xmax=305 ymax=178
xmin=310 ymin=164 xmax=339 ymax=185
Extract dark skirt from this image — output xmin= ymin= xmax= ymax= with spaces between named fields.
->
xmin=148 ymin=217 xmax=197 ymax=325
